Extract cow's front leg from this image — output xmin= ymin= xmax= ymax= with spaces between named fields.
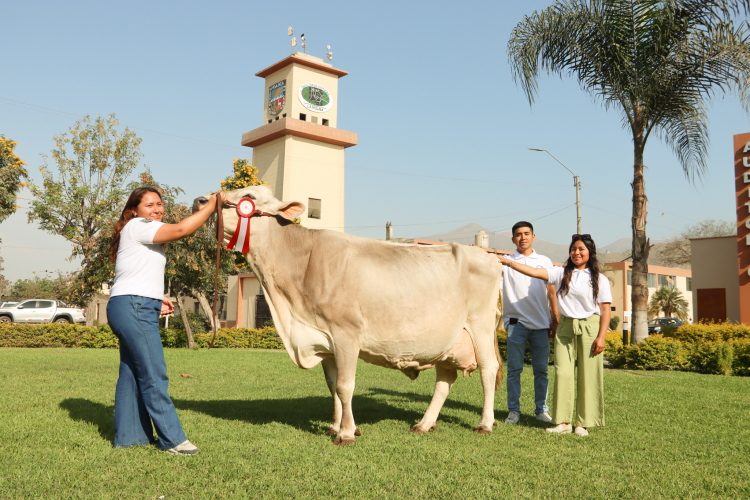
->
xmin=322 ymin=357 xmax=342 ymax=436
xmin=410 ymin=365 xmax=457 ymax=434
xmin=332 ymin=351 xmax=359 ymax=446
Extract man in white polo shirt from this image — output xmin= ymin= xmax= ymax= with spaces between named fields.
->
xmin=502 ymin=221 xmax=559 ymax=424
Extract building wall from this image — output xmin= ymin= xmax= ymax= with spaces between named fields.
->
xmin=262 ymin=55 xmax=341 ymax=128
xmin=226 ymin=273 xmax=262 ymax=329
xmin=601 ymin=261 xmax=693 ymax=331
xmin=690 ymin=236 xmax=740 ymax=322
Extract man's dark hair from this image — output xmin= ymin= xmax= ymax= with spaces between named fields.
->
xmin=512 ymin=221 xmax=534 ymax=235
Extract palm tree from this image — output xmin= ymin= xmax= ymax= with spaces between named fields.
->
xmin=649 ymin=286 xmax=689 ymax=320
xmin=508 ymin=0 xmax=750 ymax=343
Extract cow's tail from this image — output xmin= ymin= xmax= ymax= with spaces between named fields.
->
xmin=494 ymin=327 xmax=503 ymax=390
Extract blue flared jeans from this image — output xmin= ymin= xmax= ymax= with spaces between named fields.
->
xmin=505 ymin=322 xmax=550 ymax=415
xmin=107 ymin=295 xmax=187 ymax=450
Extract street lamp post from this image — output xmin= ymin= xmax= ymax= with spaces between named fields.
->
xmin=528 ymin=148 xmax=581 ymax=235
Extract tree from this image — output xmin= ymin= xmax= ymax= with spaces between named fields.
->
xmin=649 ymin=286 xmax=689 ymax=320
xmin=27 ymin=114 xmax=142 ymax=263
xmin=661 ymin=219 xmax=736 ymax=267
xmin=508 ymin=0 xmax=750 ymax=343
xmin=0 ymin=136 xmax=29 ymax=224
xmin=220 ymin=158 xmax=266 ymax=190
xmin=6 ymin=272 xmax=78 ymax=303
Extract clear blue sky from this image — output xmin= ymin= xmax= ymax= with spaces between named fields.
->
xmin=1 ymin=0 xmax=746 ymax=283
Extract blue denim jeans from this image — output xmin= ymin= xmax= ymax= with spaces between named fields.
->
xmin=107 ymin=295 xmax=187 ymax=450
xmin=506 ymin=322 xmax=550 ymax=414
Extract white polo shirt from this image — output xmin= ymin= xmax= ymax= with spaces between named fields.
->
xmin=109 ymin=217 xmax=166 ymax=300
xmin=546 ymin=266 xmax=612 ymax=319
xmin=502 ymin=250 xmax=553 ymax=330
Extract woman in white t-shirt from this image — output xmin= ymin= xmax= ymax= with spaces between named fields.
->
xmin=498 ymin=234 xmax=611 ymax=436
xmin=107 ymin=186 xmax=223 ymax=455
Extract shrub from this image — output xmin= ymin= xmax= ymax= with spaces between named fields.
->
xmin=604 ymin=330 xmax=625 ymax=368
xmin=165 ymin=310 xmax=211 ymax=334
xmin=624 ymin=334 xmax=689 ymax=370
xmin=193 ymin=327 xmax=284 ymax=349
xmin=729 ymin=338 xmax=750 ymax=376
xmin=0 ymin=324 xmax=118 ymax=348
xmin=609 ymin=315 xmax=621 ymax=331
xmin=689 ymin=342 xmax=735 ymax=375
xmin=664 ymin=321 xmax=750 ymax=343
xmin=0 ymin=324 xmax=284 ymax=350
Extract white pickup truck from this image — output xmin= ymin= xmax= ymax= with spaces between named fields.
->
xmin=0 ymin=300 xmax=86 ymax=324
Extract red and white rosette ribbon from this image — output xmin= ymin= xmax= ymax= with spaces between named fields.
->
xmin=226 ymin=198 xmax=256 ymax=253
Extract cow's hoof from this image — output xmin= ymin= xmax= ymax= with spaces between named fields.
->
xmin=333 ymin=435 xmax=356 ymax=446
xmin=355 ymin=427 xmax=362 ymax=436
xmin=474 ymin=426 xmax=493 ymax=434
xmin=493 ymin=420 xmax=498 ymax=426
xmin=325 ymin=428 xmax=337 ymax=436
xmin=409 ymin=424 xmax=436 ymax=434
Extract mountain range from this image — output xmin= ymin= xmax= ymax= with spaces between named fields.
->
xmin=415 ymin=223 xmax=676 ymax=266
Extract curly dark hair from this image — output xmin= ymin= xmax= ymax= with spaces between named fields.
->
xmin=108 ymin=187 xmax=162 ymax=263
xmin=557 ymin=234 xmax=602 ymax=303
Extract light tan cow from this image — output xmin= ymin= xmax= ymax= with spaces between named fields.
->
xmin=196 ymin=185 xmax=502 ymax=445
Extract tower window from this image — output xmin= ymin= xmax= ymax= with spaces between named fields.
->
xmin=268 ymin=119 xmax=272 ymax=124
xmin=311 ymin=116 xmax=319 ymax=124
xmin=299 ymin=113 xmax=307 ymax=121
xmin=322 ymin=119 xmax=329 ymax=126
xmin=282 ymin=113 xmax=287 ymax=118
xmin=308 ymin=198 xmax=321 ymax=219
xmin=275 ymin=116 xmax=279 ymax=121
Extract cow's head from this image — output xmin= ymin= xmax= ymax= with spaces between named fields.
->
xmin=193 ymin=185 xmax=306 ymax=244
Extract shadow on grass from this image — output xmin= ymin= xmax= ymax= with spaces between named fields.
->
xmin=59 ymin=398 xmax=114 ymax=443
xmin=58 ymin=388 xmax=501 ymax=442
xmin=174 ymin=385 xmax=497 ymax=435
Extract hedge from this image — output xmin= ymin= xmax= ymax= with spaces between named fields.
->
xmin=3 ymin=322 xmax=750 ymax=376
xmin=0 ymin=324 xmax=283 ymax=350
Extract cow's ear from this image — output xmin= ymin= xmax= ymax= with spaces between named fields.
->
xmin=276 ymin=201 xmax=306 ymax=220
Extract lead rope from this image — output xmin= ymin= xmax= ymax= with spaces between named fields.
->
xmin=209 ymin=191 xmax=225 ymax=349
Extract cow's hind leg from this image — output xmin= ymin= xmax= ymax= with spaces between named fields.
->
xmin=471 ymin=320 xmax=500 ymax=434
xmin=410 ymin=365 xmax=457 ymax=434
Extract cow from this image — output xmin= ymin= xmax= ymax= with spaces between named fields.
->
xmin=195 ymin=185 xmax=503 ymax=445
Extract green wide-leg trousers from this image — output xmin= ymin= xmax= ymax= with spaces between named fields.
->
xmin=552 ymin=315 xmax=605 ymax=428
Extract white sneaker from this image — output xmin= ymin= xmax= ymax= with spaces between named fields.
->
xmin=504 ymin=411 xmax=521 ymax=424
xmin=574 ymin=426 xmax=589 ymax=437
xmin=535 ymin=412 xmax=552 ymax=423
xmin=166 ymin=440 xmax=199 ymax=455
xmin=545 ymin=423 xmax=572 ymax=434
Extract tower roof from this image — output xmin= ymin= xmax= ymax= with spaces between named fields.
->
xmin=255 ymin=53 xmax=348 ymax=78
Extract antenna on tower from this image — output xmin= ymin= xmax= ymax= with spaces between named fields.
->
xmin=326 ymin=45 xmax=332 ymax=61
xmin=288 ymin=27 xmax=297 ymax=52
xmin=300 ymin=33 xmax=307 ymax=53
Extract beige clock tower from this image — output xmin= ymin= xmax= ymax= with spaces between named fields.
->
xmin=241 ymin=52 xmax=357 ymax=231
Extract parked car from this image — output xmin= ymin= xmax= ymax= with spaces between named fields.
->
xmin=0 ymin=300 xmax=86 ymax=324
xmin=648 ymin=317 xmax=683 ymax=334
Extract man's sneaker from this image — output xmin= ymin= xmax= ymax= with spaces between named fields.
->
xmin=504 ymin=411 xmax=521 ymax=424
xmin=535 ymin=412 xmax=553 ymax=423
xmin=545 ymin=423 xmax=572 ymax=434
xmin=166 ymin=440 xmax=199 ymax=455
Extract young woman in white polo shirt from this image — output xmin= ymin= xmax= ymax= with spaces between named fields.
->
xmin=107 ymin=186 xmax=224 ymax=454
xmin=498 ymin=234 xmax=611 ymax=436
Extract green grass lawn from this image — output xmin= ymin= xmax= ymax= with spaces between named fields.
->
xmin=0 ymin=348 xmax=748 ymax=499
